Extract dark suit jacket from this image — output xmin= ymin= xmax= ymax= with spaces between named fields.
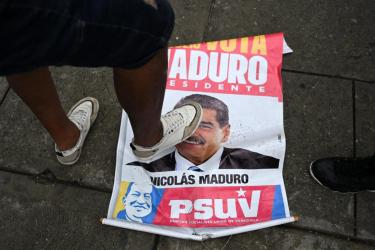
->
xmin=127 ymin=147 xmax=279 ymax=172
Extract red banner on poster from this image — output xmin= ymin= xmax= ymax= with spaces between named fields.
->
xmin=167 ymin=33 xmax=284 ymax=101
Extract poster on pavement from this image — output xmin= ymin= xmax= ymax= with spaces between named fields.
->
xmin=102 ymin=33 xmax=296 ymax=240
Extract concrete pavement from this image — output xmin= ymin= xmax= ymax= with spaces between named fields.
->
xmin=0 ymin=0 xmax=374 ymax=249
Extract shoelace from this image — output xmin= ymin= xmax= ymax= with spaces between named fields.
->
xmin=163 ymin=110 xmax=184 ymax=135
xmin=70 ymin=110 xmax=88 ymax=130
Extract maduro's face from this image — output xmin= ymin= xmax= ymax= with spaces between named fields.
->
xmin=176 ymin=109 xmax=230 ymax=165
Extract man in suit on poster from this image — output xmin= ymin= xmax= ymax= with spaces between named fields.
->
xmin=128 ymin=94 xmax=279 ymax=172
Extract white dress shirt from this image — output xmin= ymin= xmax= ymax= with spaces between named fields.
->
xmin=175 ymin=147 xmax=224 ymax=172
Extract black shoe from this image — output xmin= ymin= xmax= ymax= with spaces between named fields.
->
xmin=309 ymin=155 xmax=375 ymax=193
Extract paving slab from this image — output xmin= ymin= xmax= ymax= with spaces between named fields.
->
xmin=283 ymin=72 xmax=354 ymax=235
xmin=0 ymin=77 xmax=8 ymax=102
xmin=169 ymin=0 xmax=212 ymax=46
xmin=157 ymin=226 xmax=374 ymax=250
xmin=205 ymin=0 xmax=375 ymax=81
xmin=0 ymin=171 xmax=155 ymax=249
xmin=0 ymin=67 xmax=121 ymax=190
xmin=355 ymin=82 xmax=375 ymax=241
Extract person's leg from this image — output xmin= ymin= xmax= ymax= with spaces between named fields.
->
xmin=6 ymin=67 xmax=79 ymax=151
xmin=113 ymin=48 xmax=167 ymax=147
xmin=4 ymin=0 xmax=200 ymax=163
xmin=113 ymin=47 xmax=202 ymax=161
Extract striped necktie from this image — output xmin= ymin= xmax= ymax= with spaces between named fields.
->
xmin=188 ymin=166 xmax=204 ymax=172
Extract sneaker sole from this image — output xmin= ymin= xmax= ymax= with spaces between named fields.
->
xmin=181 ymin=101 xmax=203 ymax=141
xmin=57 ymin=97 xmax=99 ymax=166
xmin=309 ymin=160 xmax=375 ymax=193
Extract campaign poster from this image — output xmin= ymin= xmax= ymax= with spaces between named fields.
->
xmin=103 ymin=33 xmax=296 ymax=240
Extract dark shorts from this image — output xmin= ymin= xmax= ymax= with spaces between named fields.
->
xmin=0 ymin=0 xmax=174 ymax=76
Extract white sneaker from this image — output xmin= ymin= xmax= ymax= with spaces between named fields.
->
xmin=130 ymin=101 xmax=202 ymax=161
xmin=55 ymin=97 xmax=99 ymax=165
